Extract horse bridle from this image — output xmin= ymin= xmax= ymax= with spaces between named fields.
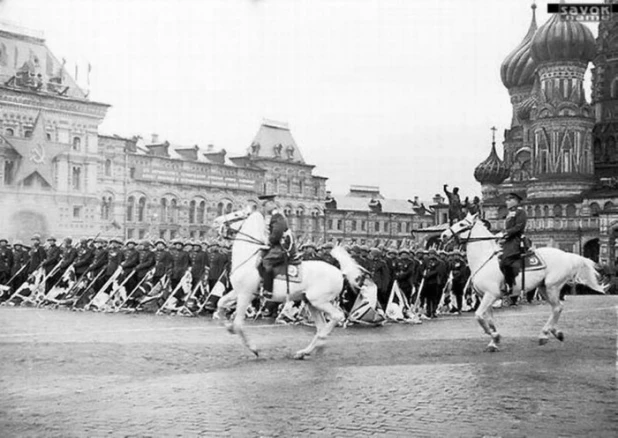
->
xmin=219 ymin=215 xmax=267 ymax=247
xmin=445 ymin=217 xmax=498 ymax=245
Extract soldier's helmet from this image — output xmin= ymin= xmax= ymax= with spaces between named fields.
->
xmin=172 ymin=238 xmax=184 ymax=246
xmin=369 ymin=248 xmax=381 ymax=258
xmin=31 ymin=234 xmax=41 ymax=242
xmin=63 ymin=236 xmax=72 ymax=245
xmin=351 ymin=244 xmax=361 ymax=253
xmin=12 ymin=239 xmax=23 ymax=247
xmin=110 ymin=237 xmax=123 ymax=245
xmin=125 ymin=239 xmax=137 ymax=246
xmin=154 ymin=238 xmax=166 ymax=247
xmin=47 ymin=236 xmax=56 ymax=242
xmin=322 ymin=242 xmax=334 ymax=251
xmin=140 ymin=239 xmax=152 ymax=247
xmin=94 ymin=237 xmax=107 ymax=244
xmin=0 ymin=238 xmax=8 ymax=244
xmin=399 ymin=248 xmax=410 ymax=256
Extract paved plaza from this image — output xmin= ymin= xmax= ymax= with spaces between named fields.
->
xmin=0 ymin=296 xmax=616 ymax=437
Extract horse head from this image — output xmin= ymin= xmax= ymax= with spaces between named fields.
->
xmin=441 ymin=213 xmax=478 ymax=243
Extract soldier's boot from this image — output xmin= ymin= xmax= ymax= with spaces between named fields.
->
xmin=262 ymin=269 xmax=274 ymax=299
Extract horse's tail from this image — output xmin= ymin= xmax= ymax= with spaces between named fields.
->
xmin=330 ymin=246 xmax=364 ymax=289
xmin=571 ymin=255 xmax=608 ymax=294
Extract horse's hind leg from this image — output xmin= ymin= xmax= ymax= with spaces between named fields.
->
xmin=475 ymin=293 xmax=501 ymax=352
xmin=539 ymin=285 xmax=564 ymax=345
xmin=293 ymin=302 xmax=326 ymax=360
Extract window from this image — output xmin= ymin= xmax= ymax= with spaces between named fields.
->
xmin=127 ymin=229 xmax=134 ymax=239
xmin=397 ymin=222 xmax=402 ymax=233
xmin=159 ymin=229 xmax=166 ymax=239
xmin=160 ymin=199 xmax=168 ymax=222
xmin=170 ymin=230 xmax=177 ymax=240
xmin=104 ymin=159 xmax=112 ymax=177
xmin=72 ymin=137 xmax=81 ymax=151
xmin=351 ymin=220 xmax=357 ymax=231
xmin=604 ymin=201 xmax=615 ymax=211
xmin=129 ymin=167 xmax=136 ymax=178
xmin=361 ymin=221 xmax=366 ymax=231
xmin=590 ymin=202 xmax=601 ymax=217
xmin=138 ymin=229 xmax=146 ymax=239
xmin=327 ymin=219 xmax=333 ymax=230
xmin=24 ymin=130 xmax=32 ymax=138
xmin=553 ymin=205 xmax=562 ymax=217
xmin=566 ymin=204 xmax=577 ymax=218
xmin=337 ymin=219 xmax=342 ymax=231
xmin=127 ymin=196 xmax=135 ymax=222
xmin=5 ymin=128 xmax=13 ymax=136
xmin=170 ymin=199 xmax=178 ymax=223
xmin=197 ymin=201 xmax=205 ymax=223
xmin=217 ymin=202 xmax=224 ymax=216
xmin=3 ymin=160 xmax=14 ymax=185
xmin=225 ymin=203 xmax=233 ymax=214
xmin=71 ymin=166 xmax=81 ymax=191
xmin=543 ymin=205 xmax=550 ymax=217
xmin=46 ymin=133 xmax=51 ymax=140
xmin=189 ymin=200 xmax=196 ymax=224
xmin=383 ymin=222 xmax=388 ymax=232
xmin=101 ymin=196 xmax=112 ymax=220
xmin=137 ymin=197 xmax=146 ymax=222
xmin=73 ymin=206 xmax=82 ymax=219
xmin=534 ymin=206 xmax=542 ymax=217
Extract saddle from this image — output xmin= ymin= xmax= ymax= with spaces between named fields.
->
xmin=512 ymin=250 xmax=547 ymax=276
xmin=273 ymin=262 xmax=304 ymax=284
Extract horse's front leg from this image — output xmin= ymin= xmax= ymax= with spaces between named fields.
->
xmin=475 ymin=293 xmax=500 ymax=352
xmin=232 ymin=290 xmax=259 ymax=357
xmin=539 ymin=286 xmax=564 ymax=345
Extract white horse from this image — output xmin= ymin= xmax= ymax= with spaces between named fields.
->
xmin=213 ymin=207 xmax=363 ymax=359
xmin=441 ymin=213 xmax=606 ymax=352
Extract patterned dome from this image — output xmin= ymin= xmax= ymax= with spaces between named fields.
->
xmin=531 ymin=12 xmax=596 ymax=63
xmin=474 ymin=142 xmax=510 ymax=185
xmin=500 ymin=4 xmax=538 ymax=89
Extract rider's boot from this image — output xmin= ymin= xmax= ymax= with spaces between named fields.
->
xmin=262 ymin=269 xmax=274 ymax=299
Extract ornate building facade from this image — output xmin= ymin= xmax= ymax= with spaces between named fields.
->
xmin=475 ymin=4 xmax=618 ymax=267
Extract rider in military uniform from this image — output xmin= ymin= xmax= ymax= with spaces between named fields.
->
xmin=497 ymin=192 xmax=527 ymax=294
xmin=259 ymin=194 xmax=297 ymax=296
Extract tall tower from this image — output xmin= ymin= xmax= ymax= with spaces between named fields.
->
xmin=591 ymin=0 xmax=618 ymax=178
xmin=526 ymin=12 xmax=597 ymax=199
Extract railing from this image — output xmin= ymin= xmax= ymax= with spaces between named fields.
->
xmin=509 ymin=217 xmax=600 ymax=231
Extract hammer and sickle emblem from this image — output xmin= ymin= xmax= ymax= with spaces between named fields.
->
xmin=29 ymin=143 xmax=45 ymax=164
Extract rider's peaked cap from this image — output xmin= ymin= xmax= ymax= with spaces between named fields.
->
xmin=505 ymin=192 xmax=523 ymax=202
xmin=257 ymin=194 xmax=277 ymax=201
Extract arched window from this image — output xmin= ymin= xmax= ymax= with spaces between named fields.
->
xmin=351 ymin=220 xmax=357 ymax=231
xmin=607 ymin=137 xmax=617 ymax=161
xmin=189 ymin=200 xmax=196 ymax=224
xmin=137 ymin=197 xmax=146 ymax=222
xmin=543 ymin=205 xmax=550 ymax=217
xmin=72 ymin=137 xmax=81 ymax=152
xmin=127 ymin=196 xmax=135 ymax=222
xmin=5 ymin=128 xmax=13 ymax=136
xmin=160 ymin=199 xmax=168 ymax=222
xmin=590 ymin=202 xmax=601 ymax=217
xmin=71 ymin=166 xmax=81 ymax=191
xmin=101 ymin=196 xmax=113 ymax=220
xmin=170 ymin=199 xmax=178 ymax=223
xmin=594 ymin=139 xmax=603 ymax=161
xmin=197 ymin=200 xmax=205 ymax=224
xmin=526 ymin=206 xmax=533 ymax=217
xmin=225 ymin=203 xmax=233 ymax=214
xmin=611 ymin=77 xmax=618 ymax=99
xmin=566 ymin=204 xmax=577 ymax=217
xmin=104 ymin=159 xmax=112 ymax=177
xmin=534 ymin=206 xmax=541 ymax=217
xmin=24 ymin=130 xmax=32 ymax=138
xmin=603 ymin=201 xmax=615 ymax=211
xmin=553 ymin=204 xmax=562 ymax=217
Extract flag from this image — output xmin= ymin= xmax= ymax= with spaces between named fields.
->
xmin=385 ymin=281 xmax=410 ymax=321
xmin=348 ymin=280 xmax=385 ymax=326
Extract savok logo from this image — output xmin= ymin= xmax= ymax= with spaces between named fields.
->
xmin=547 ymin=3 xmax=616 ymax=21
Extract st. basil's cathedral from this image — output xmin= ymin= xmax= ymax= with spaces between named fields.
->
xmin=475 ymin=3 xmax=618 ymax=267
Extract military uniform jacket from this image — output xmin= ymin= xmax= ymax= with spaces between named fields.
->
xmin=502 ymin=207 xmax=527 ymax=259
xmin=73 ymin=245 xmax=94 ymax=275
xmin=169 ymin=249 xmax=190 ymax=280
xmin=59 ymin=246 xmax=77 ymax=270
xmin=367 ymin=258 xmax=389 ymax=292
xmin=135 ymin=250 xmax=155 ymax=278
xmin=153 ymin=249 xmax=172 ymax=277
xmin=208 ymin=251 xmax=229 ymax=281
xmin=43 ymin=244 xmax=62 ymax=272
xmin=28 ymin=245 xmax=47 ymax=273
xmin=451 ymin=259 xmax=470 ymax=285
xmin=0 ymin=247 xmax=13 ymax=274
xmin=190 ymin=250 xmax=209 ymax=280
xmin=424 ymin=258 xmax=441 ymax=285
xmin=12 ymin=248 xmax=29 ymax=276
xmin=301 ymin=252 xmax=321 ymax=261
xmin=268 ymin=212 xmax=288 ymax=246
xmin=87 ymin=248 xmax=108 ymax=274
xmin=396 ymin=260 xmax=415 ymax=292
xmin=436 ymin=259 xmax=448 ymax=286
xmin=121 ymin=248 xmax=139 ymax=271
xmin=105 ymin=248 xmax=124 ymax=276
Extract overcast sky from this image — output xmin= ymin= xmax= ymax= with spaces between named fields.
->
xmin=0 ymin=0 xmax=598 ymax=202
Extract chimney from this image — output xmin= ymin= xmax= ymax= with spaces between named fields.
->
xmin=151 ymin=133 xmax=159 ymax=144
xmin=207 ymin=144 xmax=214 ymax=152
xmin=414 ymin=196 xmax=419 ymax=204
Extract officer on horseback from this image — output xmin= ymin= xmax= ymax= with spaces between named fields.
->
xmin=258 ymin=194 xmax=297 ymax=296
xmin=497 ymin=192 xmax=527 ymax=294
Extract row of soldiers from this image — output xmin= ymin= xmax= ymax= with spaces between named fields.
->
xmin=0 ymin=234 xmax=232 ymax=312
xmin=298 ymin=241 xmax=472 ymax=318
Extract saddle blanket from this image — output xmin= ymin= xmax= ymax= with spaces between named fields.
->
xmin=522 ymin=251 xmax=546 ymax=271
xmin=274 ymin=263 xmax=304 ymax=284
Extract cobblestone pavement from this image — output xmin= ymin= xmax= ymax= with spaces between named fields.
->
xmin=0 ymin=296 xmax=616 ymax=437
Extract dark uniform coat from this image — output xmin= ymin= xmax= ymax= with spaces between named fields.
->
xmin=73 ymin=245 xmax=94 ymax=276
xmin=153 ymin=249 xmax=172 ymax=278
xmin=121 ymin=248 xmax=139 ymax=272
xmin=105 ymin=248 xmax=124 ymax=276
xmin=135 ymin=249 xmax=156 ymax=279
xmin=28 ymin=245 xmax=47 ymax=274
xmin=208 ymin=250 xmax=229 ymax=282
xmin=42 ymin=244 xmax=62 ymax=273
xmin=190 ymin=249 xmax=209 ymax=281
xmin=263 ymin=211 xmax=296 ymax=270
xmin=59 ymin=246 xmax=78 ymax=270
xmin=87 ymin=247 xmax=108 ymax=275
xmin=12 ymin=247 xmax=29 ymax=277
xmin=501 ymin=207 xmax=527 ymax=261
xmin=169 ymin=249 xmax=190 ymax=280
xmin=0 ymin=246 xmax=13 ymax=277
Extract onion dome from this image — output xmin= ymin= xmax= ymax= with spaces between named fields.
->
xmin=531 ymin=11 xmax=596 ymax=64
xmin=474 ymin=141 xmax=510 ymax=185
xmin=500 ymin=4 xmax=538 ymax=89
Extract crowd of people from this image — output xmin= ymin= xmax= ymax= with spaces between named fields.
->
xmin=0 ymin=232 xmax=483 ymax=324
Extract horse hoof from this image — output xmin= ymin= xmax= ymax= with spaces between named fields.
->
xmin=539 ymin=338 xmax=549 ymax=346
xmin=556 ymin=332 xmax=564 ymax=342
xmin=492 ymin=334 xmax=501 ymax=345
xmin=251 ymin=349 xmax=259 ymax=358
xmin=485 ymin=345 xmax=499 ymax=353
xmin=293 ymin=352 xmax=306 ymax=360
xmin=225 ymin=323 xmax=234 ymax=334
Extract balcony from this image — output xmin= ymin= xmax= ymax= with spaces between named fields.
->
xmin=525 ymin=217 xmax=599 ymax=232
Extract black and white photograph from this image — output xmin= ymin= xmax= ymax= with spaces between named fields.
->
xmin=0 ymin=0 xmax=616 ymax=436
